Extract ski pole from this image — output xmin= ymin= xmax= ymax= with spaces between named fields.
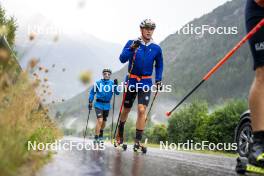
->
xmin=113 ymin=85 xmax=128 ymax=140
xmin=113 ymin=50 xmax=138 ymax=140
xmin=145 ymin=90 xmax=158 ymax=123
xmin=110 ymin=93 xmax=116 ymax=143
xmin=166 ymin=18 xmax=264 ymax=117
xmin=84 ymin=109 xmax=91 ymax=141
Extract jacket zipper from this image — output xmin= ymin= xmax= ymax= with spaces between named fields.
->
xmin=142 ymin=45 xmax=146 ymax=76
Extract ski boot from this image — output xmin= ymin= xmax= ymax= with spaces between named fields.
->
xmin=97 ymin=137 xmax=105 ymax=149
xmin=236 ymin=141 xmax=264 ymax=175
xmin=114 ymin=132 xmax=127 ymax=151
xmin=133 ymin=142 xmax=147 ymax=154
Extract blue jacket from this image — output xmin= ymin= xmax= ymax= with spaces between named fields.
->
xmin=89 ymin=79 xmax=120 ymax=110
xmin=119 ymin=39 xmax=163 ymax=87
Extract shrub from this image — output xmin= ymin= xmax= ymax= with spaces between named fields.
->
xmin=201 ymin=99 xmax=248 ymax=144
xmin=150 ymin=124 xmax=168 ymax=144
xmin=167 ymin=100 xmax=208 ymax=143
xmin=0 ymin=73 xmax=61 ymax=176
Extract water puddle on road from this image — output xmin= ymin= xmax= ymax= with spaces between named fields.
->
xmin=37 ymin=138 xmax=237 ymax=176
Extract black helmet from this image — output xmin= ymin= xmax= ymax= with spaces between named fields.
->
xmin=140 ymin=19 xmax=156 ymax=29
xmin=102 ymin=68 xmax=112 ymax=74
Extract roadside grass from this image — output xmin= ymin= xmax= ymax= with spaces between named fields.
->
xmin=0 ymin=72 xmax=61 ymax=176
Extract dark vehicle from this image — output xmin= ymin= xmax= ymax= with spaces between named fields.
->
xmin=235 ymin=110 xmax=253 ymax=157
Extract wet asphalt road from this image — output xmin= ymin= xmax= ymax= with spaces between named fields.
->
xmin=37 ymin=137 xmax=240 ymax=176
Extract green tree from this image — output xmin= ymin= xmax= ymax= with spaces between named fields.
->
xmin=201 ymin=99 xmax=248 ymax=144
xmin=168 ymin=100 xmax=209 ymax=143
xmin=0 ymin=5 xmax=16 ymax=46
xmin=124 ymin=118 xmax=135 ymax=141
xmin=150 ymin=124 xmax=168 ymax=144
xmin=0 ymin=5 xmax=18 ymax=84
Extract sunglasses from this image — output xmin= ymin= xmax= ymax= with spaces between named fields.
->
xmin=142 ymin=26 xmax=155 ymax=30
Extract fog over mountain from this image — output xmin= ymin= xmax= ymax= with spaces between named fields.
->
xmin=15 ymin=14 xmax=123 ymax=99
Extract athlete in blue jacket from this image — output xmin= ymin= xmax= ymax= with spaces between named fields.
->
xmin=115 ymin=19 xmax=164 ymax=152
xmin=89 ymin=68 xmax=119 ymax=142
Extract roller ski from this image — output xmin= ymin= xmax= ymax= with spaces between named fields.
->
xmin=133 ymin=142 xmax=147 ymax=154
xmin=114 ymin=141 xmax=127 ymax=151
xmin=93 ymin=137 xmax=104 ymax=149
xmin=113 ymin=131 xmax=127 ymax=151
xmin=236 ymin=140 xmax=264 ymax=175
xmin=236 ymin=157 xmax=264 ymax=175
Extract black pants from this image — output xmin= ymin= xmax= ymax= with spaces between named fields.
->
xmin=123 ymin=88 xmax=151 ymax=108
xmin=246 ymin=17 xmax=264 ymax=70
xmin=95 ymin=108 xmax=109 ymax=121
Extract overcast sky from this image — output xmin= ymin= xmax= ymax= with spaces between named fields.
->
xmin=1 ymin=0 xmax=230 ymax=44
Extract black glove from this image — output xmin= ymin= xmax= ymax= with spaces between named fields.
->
xmin=114 ymin=79 xmax=118 ymax=85
xmin=156 ymin=81 xmax=163 ymax=91
xmin=130 ymin=39 xmax=141 ymax=51
xmin=88 ymin=102 xmax=93 ymax=110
